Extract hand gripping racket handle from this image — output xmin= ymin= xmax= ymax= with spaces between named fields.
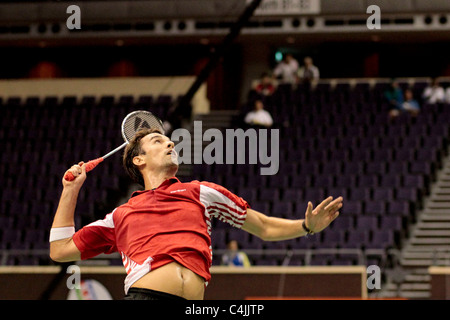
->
xmin=64 ymin=157 xmax=104 ymax=181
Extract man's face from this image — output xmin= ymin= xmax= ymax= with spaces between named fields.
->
xmin=137 ymin=132 xmax=178 ymax=171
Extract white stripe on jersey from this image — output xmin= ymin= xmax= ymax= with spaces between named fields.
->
xmin=121 ymin=253 xmax=153 ymax=294
xmin=199 ymin=184 xmax=247 ymax=229
xmin=86 ymin=209 xmax=116 ymax=228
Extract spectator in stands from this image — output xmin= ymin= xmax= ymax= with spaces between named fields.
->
xmin=253 ymin=72 xmax=276 ymax=97
xmin=221 ymin=240 xmax=251 ymax=267
xmin=384 ymin=79 xmax=404 ymax=119
xmin=244 ymin=99 xmax=274 ymax=128
xmin=298 ymin=56 xmax=320 ymax=85
xmin=422 ymin=78 xmax=445 ymax=104
xmin=401 ymin=88 xmax=421 ymax=116
xmin=445 ymin=86 xmax=450 ymax=104
xmin=273 ymin=53 xmax=299 ymax=84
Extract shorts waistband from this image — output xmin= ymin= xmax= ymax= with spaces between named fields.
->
xmin=124 ymin=287 xmax=187 ymax=301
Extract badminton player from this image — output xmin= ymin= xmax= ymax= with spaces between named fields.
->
xmin=49 ymin=128 xmax=343 ymax=300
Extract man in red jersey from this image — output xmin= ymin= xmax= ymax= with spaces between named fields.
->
xmin=50 ymin=128 xmax=343 ymax=300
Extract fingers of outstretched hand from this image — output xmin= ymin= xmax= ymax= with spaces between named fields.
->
xmin=313 ymin=196 xmax=333 ymax=214
xmin=325 ymin=197 xmax=343 ymax=213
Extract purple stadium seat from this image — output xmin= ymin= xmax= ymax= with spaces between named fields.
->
xmin=321 ymin=229 xmax=345 ymax=248
xmin=396 ymin=187 xmax=418 ymax=202
xmin=356 ymin=216 xmax=378 ymax=230
xmin=372 ymin=188 xmax=394 ymax=202
xmin=416 ymin=148 xmax=438 ymax=164
xmin=351 ymin=149 xmax=372 ymax=162
xmin=281 ymin=188 xmax=303 ymax=202
xmin=238 ymin=187 xmax=258 ymax=203
xmin=337 ymin=136 xmax=358 ymax=149
xmin=348 ymin=187 xmax=371 ymax=201
xmin=267 ymin=175 xmax=290 ymax=188
xmin=304 ymin=188 xmax=325 ymax=205
xmin=327 ymin=187 xmax=348 ymax=200
xmin=1 ymin=229 xmax=22 ymax=249
xmin=342 ymin=200 xmax=363 ymax=215
xmin=380 ymin=216 xmax=403 ymax=231
xmin=328 ymin=149 xmax=350 ymax=162
xmin=364 ymin=200 xmax=386 ymax=215
xmin=228 ymin=228 xmax=250 ymax=246
xmin=313 ymin=174 xmax=334 ymax=188
xmin=372 ymin=149 xmax=394 ymax=162
xmin=345 ymin=126 xmax=365 ymax=138
xmin=247 ymin=235 xmax=264 ymax=250
xmin=321 ymin=162 xmax=343 ymax=175
xmin=291 ymin=175 xmax=313 ymax=188
xmin=335 ymin=175 xmax=357 ymax=188
xmin=246 ymin=175 xmax=268 ymax=188
xmin=272 ymin=201 xmax=294 ymax=218
xmin=410 ymin=161 xmax=432 ymax=176
xmin=402 ymin=174 xmax=424 ymax=190
xmin=308 ymin=150 xmax=329 ymax=162
xmin=379 ymin=136 xmax=402 ymax=149
xmin=222 ymin=175 xmax=246 ymax=189
xmin=366 ymin=162 xmax=387 ymax=175
xmin=358 ymin=174 xmax=379 ymax=188
xmin=211 ymin=229 xmax=227 ymax=249
xmin=259 ymin=188 xmax=280 ymax=202
xmin=366 ymin=230 xmax=395 ymax=249
xmin=251 ymin=202 xmax=270 ymax=213
xmin=330 ymin=215 xmax=353 ymax=230
xmin=359 ymin=137 xmax=379 ymax=150
xmin=278 ymin=162 xmax=298 ymax=175
xmin=388 ymin=200 xmax=410 ymax=217
xmin=298 ymin=162 xmax=320 ymax=175
xmin=379 ymin=174 xmax=402 ymax=188
xmin=341 ymin=230 xmax=370 ymax=249
xmin=386 ymin=125 xmax=407 ymax=137
xmin=395 ymin=148 xmax=416 ymax=162
xmin=386 ymin=162 xmax=409 ymax=176
xmin=309 ymin=255 xmax=329 ymax=265
xmin=342 ymin=161 xmax=364 ymax=176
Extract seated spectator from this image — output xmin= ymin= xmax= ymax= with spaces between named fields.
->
xmin=273 ymin=53 xmax=299 ymax=84
xmin=445 ymin=86 xmax=450 ymax=103
xmin=298 ymin=56 xmax=320 ymax=85
xmin=402 ymin=88 xmax=421 ymax=116
xmin=384 ymin=79 xmax=404 ymax=118
xmin=253 ymin=72 xmax=276 ymax=97
xmin=221 ymin=240 xmax=251 ymax=267
xmin=389 ymin=88 xmax=421 ymax=119
xmin=422 ymin=78 xmax=445 ymax=104
xmin=244 ymin=99 xmax=273 ymax=128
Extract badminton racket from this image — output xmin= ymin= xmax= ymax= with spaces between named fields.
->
xmin=64 ymin=110 xmax=164 ymax=181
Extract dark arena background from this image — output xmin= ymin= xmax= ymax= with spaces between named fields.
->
xmin=1 ymin=0 xmax=450 ymax=302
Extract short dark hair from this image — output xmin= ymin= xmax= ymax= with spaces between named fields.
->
xmin=123 ymin=128 xmax=163 ymax=186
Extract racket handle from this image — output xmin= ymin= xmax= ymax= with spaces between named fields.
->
xmin=64 ymin=158 xmax=104 ymax=181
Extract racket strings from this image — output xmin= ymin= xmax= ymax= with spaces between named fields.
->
xmin=122 ymin=111 xmax=164 ymax=142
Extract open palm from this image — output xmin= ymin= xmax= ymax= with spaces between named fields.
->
xmin=305 ymin=196 xmax=343 ymax=233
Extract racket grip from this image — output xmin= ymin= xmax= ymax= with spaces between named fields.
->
xmin=64 ymin=157 xmax=104 ymax=181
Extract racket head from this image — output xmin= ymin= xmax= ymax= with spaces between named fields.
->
xmin=121 ymin=110 xmax=165 ymax=143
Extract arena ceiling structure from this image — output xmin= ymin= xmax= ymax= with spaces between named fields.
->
xmin=0 ymin=0 xmax=449 ymax=47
